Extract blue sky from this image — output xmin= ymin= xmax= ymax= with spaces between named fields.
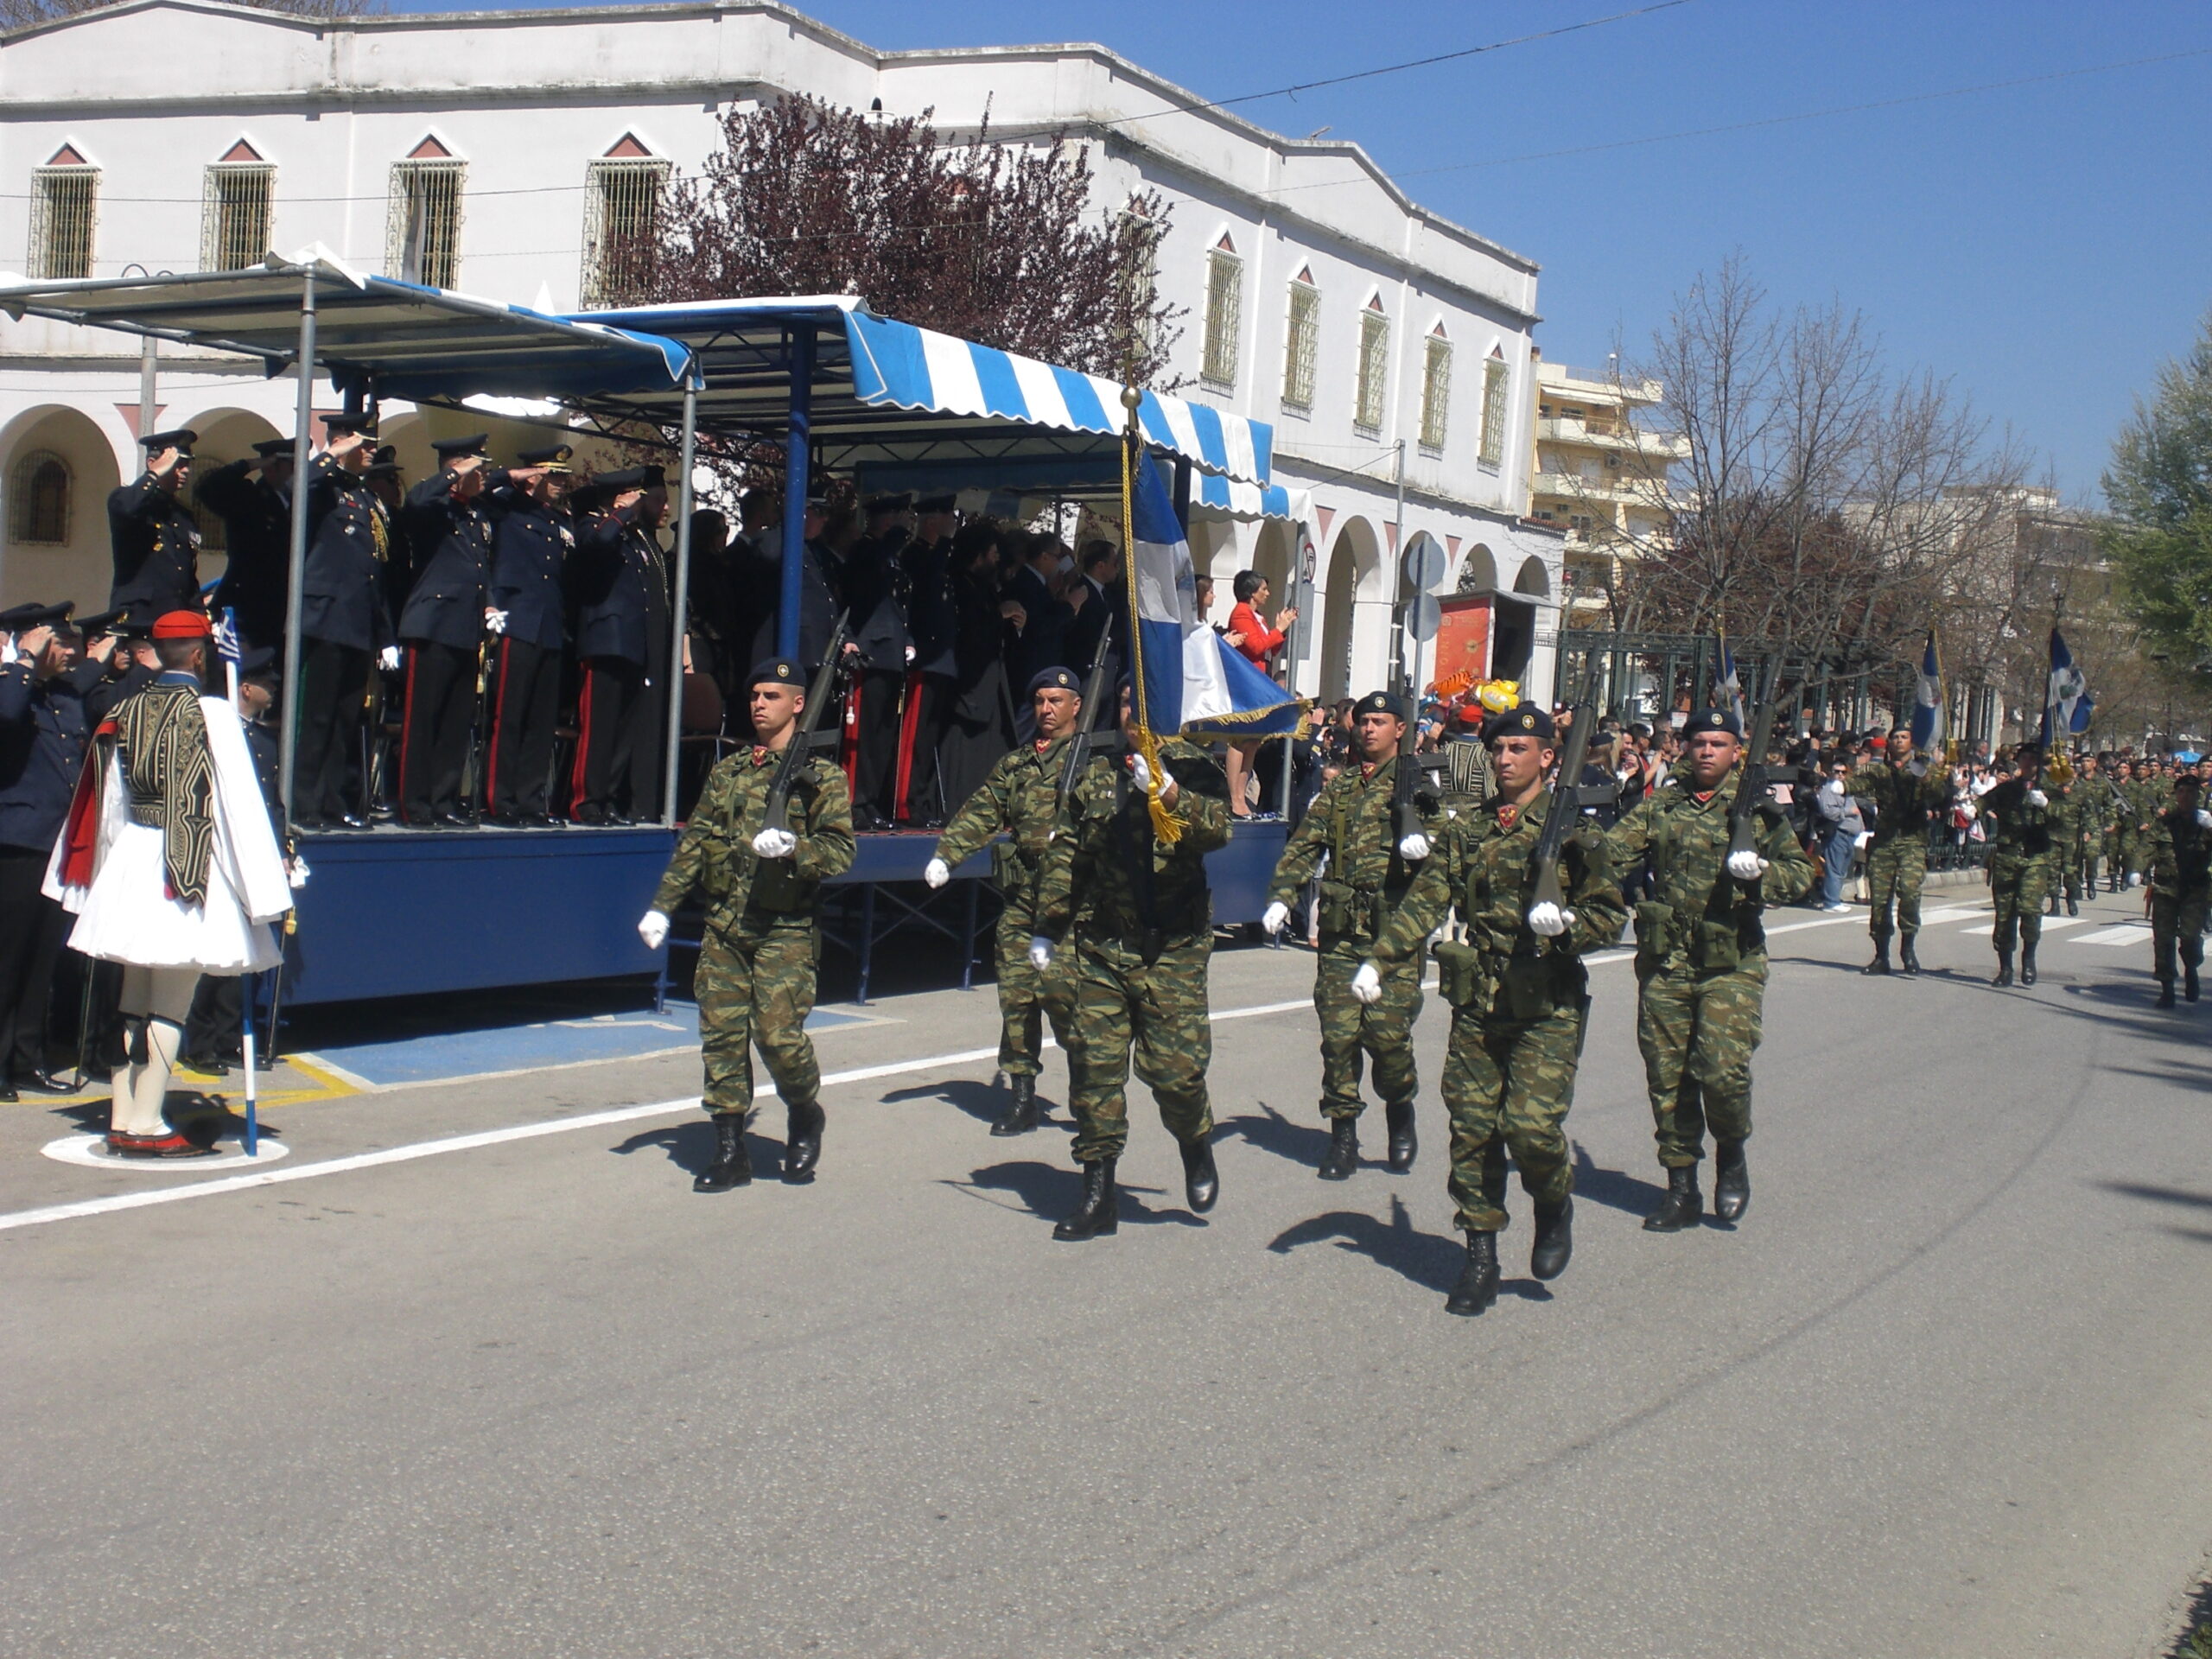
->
xmin=397 ymin=0 xmax=2212 ymax=500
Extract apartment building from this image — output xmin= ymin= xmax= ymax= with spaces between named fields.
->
xmin=1527 ymin=354 xmax=1688 ymax=628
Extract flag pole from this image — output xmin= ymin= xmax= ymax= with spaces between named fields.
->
xmin=219 ymin=607 xmax=259 ymax=1157
xmin=1119 ymin=385 xmax=1179 ymax=843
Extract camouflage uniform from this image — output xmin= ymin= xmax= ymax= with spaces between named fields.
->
xmin=1266 ymin=753 xmax=1444 ymax=1123
xmin=2146 ymin=801 xmax=2212 ymax=991
xmin=931 ymin=734 xmax=1077 ymax=1080
xmin=1372 ymin=789 xmax=1625 ymax=1233
xmin=1034 ymin=739 xmax=1230 ymax=1165
xmin=1856 ymin=757 xmax=1951 ymax=944
xmin=2047 ymin=779 xmax=2084 ymax=906
xmin=652 ymin=744 xmax=855 ymax=1119
xmin=2122 ymin=774 xmax=2160 ymax=882
xmin=2090 ymin=772 xmax=2126 ymax=889
xmin=1606 ymin=774 xmax=1816 ymax=1168
xmin=1976 ymin=777 xmax=2056 ymax=953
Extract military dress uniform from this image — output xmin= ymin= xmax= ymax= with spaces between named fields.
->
xmin=1858 ymin=753 xmax=1952 ymax=972
xmin=482 ymin=450 xmax=574 ymax=825
xmin=896 ymin=516 xmax=960 ymax=826
xmin=1605 ymin=711 xmax=1816 ymax=1230
xmin=650 ymin=661 xmax=855 ymax=1190
xmin=295 ymin=433 xmax=394 ymax=827
xmin=397 ymin=438 xmax=496 ymax=826
xmin=842 ymin=505 xmax=915 ymax=830
xmin=1033 ymin=735 xmax=1231 ymax=1239
xmin=1975 ymin=771 xmax=2056 ymax=984
xmin=569 ymin=467 xmax=672 ymax=824
xmin=1370 ymin=714 xmax=1625 ymax=1313
xmin=107 ymin=429 xmax=203 ymax=616
xmin=1265 ymin=698 xmax=1444 ymax=1179
xmin=2146 ymin=793 xmax=2212 ymax=1006
xmin=196 ymin=439 xmax=295 ymax=651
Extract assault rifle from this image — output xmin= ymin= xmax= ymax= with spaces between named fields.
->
xmin=1058 ymin=618 xmax=1125 ymax=810
xmin=1726 ymin=656 xmax=1786 ymax=868
xmin=760 ymin=617 xmax=851 ymax=839
xmin=1527 ymin=658 xmax=1615 ymax=920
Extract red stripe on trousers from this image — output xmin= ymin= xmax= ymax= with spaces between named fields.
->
xmin=485 ymin=637 xmax=512 ymax=813
xmin=893 ymin=669 xmax=923 ymax=821
xmin=569 ymin=663 xmax=594 ymax=817
xmin=397 ymin=645 xmax=419 ymax=819
xmin=842 ymin=674 xmax=861 ymax=792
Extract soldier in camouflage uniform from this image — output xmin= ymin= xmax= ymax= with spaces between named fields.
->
xmin=2122 ymin=760 xmax=2160 ymax=887
xmin=2083 ymin=753 xmax=2126 ymax=893
xmin=2045 ymin=765 xmax=2085 ymax=917
xmin=1262 ymin=689 xmax=1444 ymax=1179
xmin=639 ymin=658 xmax=855 ymax=1192
xmin=1858 ymin=726 xmax=1954 ymax=976
xmin=925 ymin=666 xmax=1086 ymax=1136
xmin=1364 ymin=703 xmax=1625 ymax=1316
xmin=1605 ymin=707 xmax=1816 ymax=1233
xmin=2146 ymin=772 xmax=2212 ymax=1007
xmin=1032 ymin=683 xmax=1231 ymax=1241
xmin=1974 ymin=744 xmax=2056 ymax=987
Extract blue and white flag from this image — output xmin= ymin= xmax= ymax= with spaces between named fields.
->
xmin=2041 ymin=627 xmax=2092 ymax=747
xmin=1715 ymin=632 xmax=1745 ymax=726
xmin=1910 ymin=631 xmax=1944 ymax=751
xmin=1128 ymin=453 xmax=1300 ymax=737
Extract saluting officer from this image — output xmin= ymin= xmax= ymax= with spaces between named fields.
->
xmin=1032 ymin=683 xmax=1231 ymax=1242
xmin=108 ymin=429 xmax=202 ymax=615
xmin=1362 ymin=703 xmax=1625 ymax=1316
xmin=569 ymin=463 xmax=673 ymax=825
xmin=924 ymin=664 xmax=1086 ymax=1136
xmin=482 ymin=444 xmax=575 ymax=827
xmin=1262 ymin=688 xmax=1442 ymax=1180
xmin=397 ymin=433 xmax=495 ymax=828
xmin=639 ymin=657 xmax=855 ymax=1192
xmin=198 ymin=436 xmax=296 ymax=652
xmin=2147 ymin=772 xmax=2212 ymax=1007
xmin=1975 ymin=745 xmax=2057 ymax=987
xmin=292 ymin=414 xmax=391 ymax=830
xmin=895 ymin=493 xmax=962 ymax=828
xmin=1605 ymin=707 xmax=1815 ymax=1234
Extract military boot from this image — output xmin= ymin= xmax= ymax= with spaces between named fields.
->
xmin=2189 ymin=960 xmax=2202 ymax=1004
xmin=2067 ymin=895 xmax=2081 ymax=918
xmin=695 ymin=1114 xmax=752 ymax=1192
xmin=1317 ymin=1115 xmax=1359 ymax=1180
xmin=1530 ymin=1198 xmax=1573 ymax=1281
xmin=1993 ymin=950 xmax=2014 ymax=988
xmin=1384 ymin=1099 xmax=1418 ymax=1173
xmin=1862 ymin=941 xmax=1891 ymax=976
xmin=783 ymin=1100 xmax=825 ymax=1183
xmin=1643 ymin=1164 xmax=1702 ymax=1232
xmin=1053 ymin=1159 xmax=1118 ymax=1241
xmin=1899 ymin=935 xmax=1923 ymax=976
xmin=1445 ymin=1231 xmax=1500 ymax=1316
xmin=990 ymin=1075 xmax=1039 ymax=1137
xmin=1713 ymin=1139 xmax=1751 ymax=1223
xmin=1179 ymin=1132 xmax=1219 ymax=1213
xmin=2019 ymin=940 xmax=2038 ymax=986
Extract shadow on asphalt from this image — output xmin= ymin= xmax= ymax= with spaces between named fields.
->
xmin=1571 ymin=1143 xmax=1666 ymax=1217
xmin=951 ymin=1159 xmax=1202 ymax=1229
xmin=883 ymin=1077 xmax=1027 ymax=1128
xmin=1218 ymin=1103 xmax=1332 ymax=1170
xmin=612 ymin=1117 xmax=787 ymax=1180
xmin=1265 ymin=1194 xmax=1552 ymax=1304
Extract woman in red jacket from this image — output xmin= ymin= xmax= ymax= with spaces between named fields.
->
xmin=1223 ymin=569 xmax=1297 ymax=817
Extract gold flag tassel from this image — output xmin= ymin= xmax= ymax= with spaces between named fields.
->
xmin=1120 ymin=385 xmax=1182 ymax=845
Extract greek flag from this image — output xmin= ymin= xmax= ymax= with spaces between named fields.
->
xmin=1715 ymin=632 xmax=1745 ymax=725
xmin=1910 ymin=631 xmax=1943 ymax=750
xmin=1128 ymin=453 xmax=1300 ymax=737
xmin=2041 ymin=627 xmax=2093 ymax=747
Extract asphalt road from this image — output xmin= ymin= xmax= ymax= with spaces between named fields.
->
xmin=3 ymin=887 xmax=2209 ymax=1658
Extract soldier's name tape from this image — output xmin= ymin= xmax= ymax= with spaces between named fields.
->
xmin=0 ymin=901 xmax=1984 ymax=1236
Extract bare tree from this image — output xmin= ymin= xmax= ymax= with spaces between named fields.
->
xmin=0 ymin=0 xmax=372 ymax=24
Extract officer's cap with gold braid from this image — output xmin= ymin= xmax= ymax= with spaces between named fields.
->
xmin=1027 ymin=666 xmax=1080 ymax=698
xmin=1688 ymin=708 xmax=1743 ymax=737
xmin=749 ymin=658 xmax=804 ymax=690
xmin=1483 ymin=702 xmax=1556 ymax=743
xmin=1351 ymin=690 xmax=1406 ymax=721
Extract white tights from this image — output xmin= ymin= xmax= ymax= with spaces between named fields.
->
xmin=114 ymin=964 xmax=199 ymax=1136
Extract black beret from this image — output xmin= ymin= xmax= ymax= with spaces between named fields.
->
xmin=749 ymin=657 xmax=804 ymax=690
xmin=431 ymin=433 xmax=489 ymax=459
xmin=323 ymin=411 xmax=377 ymax=438
xmin=1351 ymin=690 xmax=1406 ymax=721
xmin=516 ymin=444 xmax=574 ymax=468
xmin=916 ymin=492 xmax=958 ymax=513
xmin=1027 ymin=666 xmax=1081 ymax=697
xmin=252 ymin=437 xmax=296 ymax=459
xmin=1484 ymin=702 xmax=1556 ymax=743
xmin=140 ymin=427 xmax=197 ymax=454
xmin=1688 ymin=708 xmax=1744 ymax=737
xmin=0 ymin=601 xmax=72 ymax=631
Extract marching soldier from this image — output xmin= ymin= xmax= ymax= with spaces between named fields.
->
xmin=1032 ymin=684 xmax=1230 ymax=1241
xmin=1974 ymin=744 xmax=2056 ymax=986
xmin=638 ymin=658 xmax=855 ymax=1191
xmin=569 ymin=464 xmax=673 ymax=824
xmin=2090 ymin=753 xmax=2127 ymax=893
xmin=482 ymin=444 xmax=575 ymax=826
xmin=2123 ymin=760 xmax=2159 ymax=888
xmin=923 ymin=664 xmax=1085 ymax=1136
xmin=2146 ymin=772 xmax=2212 ymax=1007
xmin=198 ymin=437 xmax=296 ymax=651
xmin=293 ymin=414 xmax=391 ymax=830
xmin=1360 ymin=703 xmax=1624 ymax=1316
xmin=397 ymin=434 xmax=495 ymax=828
xmin=1261 ymin=689 xmax=1442 ymax=1180
xmin=2047 ymin=760 xmax=2086 ymax=918
xmin=107 ymin=429 xmax=202 ymax=616
xmin=1606 ymin=707 xmax=1815 ymax=1233
xmin=1859 ymin=725 xmax=1953 ymax=975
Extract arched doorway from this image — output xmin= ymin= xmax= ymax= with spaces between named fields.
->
xmin=0 ymin=404 xmax=124 ymax=612
xmin=1315 ymin=515 xmax=1379 ymax=703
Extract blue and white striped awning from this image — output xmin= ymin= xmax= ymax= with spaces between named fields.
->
xmin=1192 ymin=472 xmax=1294 ymax=521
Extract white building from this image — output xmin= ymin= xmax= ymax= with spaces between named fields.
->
xmin=0 ymin=0 xmax=1560 ymax=703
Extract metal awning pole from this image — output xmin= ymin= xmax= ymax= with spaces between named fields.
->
xmin=777 ymin=326 xmax=817 ymax=658
xmin=277 ymin=268 xmax=318 ymax=830
xmin=137 ymin=334 xmax=156 ymax=441
xmin=660 ymin=375 xmax=700 ymax=827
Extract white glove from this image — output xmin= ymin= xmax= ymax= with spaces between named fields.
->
xmin=1129 ymin=753 xmax=1154 ymax=792
xmin=286 ymin=855 xmax=310 ymax=891
xmin=638 ymin=909 xmax=670 ymax=950
xmin=1527 ymin=901 xmax=1573 ymax=938
xmin=751 ymin=827 xmax=796 ymax=860
xmin=1028 ymin=935 xmax=1054 ymax=970
xmin=378 ymin=645 xmax=401 ymax=671
xmin=924 ymin=856 xmax=950 ymax=889
xmin=1261 ymin=900 xmax=1291 ymax=938
xmin=485 ymin=608 xmax=509 ymax=636
xmin=1350 ymin=963 xmax=1383 ymax=1004
xmin=2026 ymin=788 xmax=2049 ymax=808
xmin=1726 ymin=849 xmax=1769 ymax=881
xmin=1398 ymin=831 xmax=1431 ymax=861
xmin=2196 ymin=809 xmax=2211 ymax=830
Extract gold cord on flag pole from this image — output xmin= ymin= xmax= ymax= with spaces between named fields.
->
xmin=1120 ymin=385 xmax=1181 ymax=844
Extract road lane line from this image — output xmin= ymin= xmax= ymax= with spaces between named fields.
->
xmin=2074 ymin=923 xmax=2152 ymax=947
xmin=1956 ymin=914 xmax=2090 ymax=938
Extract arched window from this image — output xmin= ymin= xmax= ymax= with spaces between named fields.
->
xmin=1201 ymin=232 xmax=1243 ymax=389
xmin=10 ymin=449 xmax=70 ymax=544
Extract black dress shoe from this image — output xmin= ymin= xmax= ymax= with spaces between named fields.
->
xmin=16 ymin=1070 xmax=73 ymax=1096
xmin=1384 ymin=1099 xmax=1418 ymax=1172
xmin=291 ymin=813 xmax=329 ymax=831
xmin=335 ymin=812 xmax=371 ymax=831
xmin=695 ymin=1115 xmax=752 ymax=1192
xmin=573 ymin=806 xmax=607 ymax=827
xmin=783 ymin=1100 xmax=825 ymax=1181
xmin=1446 ymin=1232 xmax=1499 ymax=1315
xmin=1713 ymin=1139 xmax=1751 ymax=1223
xmin=990 ymin=1075 xmax=1039 ymax=1136
xmin=1053 ymin=1159 xmax=1118 ymax=1240
xmin=853 ymin=808 xmax=891 ymax=832
xmin=1530 ymin=1198 xmax=1573 ymax=1280
xmin=435 ymin=810 xmax=474 ymax=830
xmin=1317 ymin=1116 xmax=1359 ymax=1180
xmin=1180 ymin=1133 xmax=1218 ymax=1212
xmin=534 ymin=815 xmax=568 ymax=830
xmin=1643 ymin=1164 xmax=1702 ymax=1232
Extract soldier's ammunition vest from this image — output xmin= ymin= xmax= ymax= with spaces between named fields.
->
xmin=1638 ymin=802 xmax=1770 ymax=973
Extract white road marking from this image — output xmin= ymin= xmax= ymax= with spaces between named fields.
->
xmin=1956 ymin=914 xmax=2091 ymax=938
xmin=41 ymin=1134 xmax=294 ymax=1172
xmin=2073 ymin=923 xmax=2152 ymax=947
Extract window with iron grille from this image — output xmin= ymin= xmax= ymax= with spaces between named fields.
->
xmin=581 ymin=158 xmax=669 ymax=309
xmin=9 ymin=449 xmax=70 ymax=544
xmin=201 ymin=163 xmax=274 ymax=273
xmin=1355 ymin=308 xmax=1389 ymax=435
xmin=1281 ymin=278 xmax=1319 ymax=411
xmin=1115 ymin=207 xmax=1162 ymax=366
xmin=386 ymin=159 xmax=465 ymax=289
xmin=1479 ymin=356 xmax=1511 ymax=467
xmin=1200 ymin=248 xmax=1242 ymax=389
xmin=29 ymin=167 xmax=97 ymax=280
xmin=1419 ymin=335 xmax=1452 ymax=453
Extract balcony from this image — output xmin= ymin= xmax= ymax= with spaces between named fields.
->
xmin=1535 ymin=416 xmax=1694 ymax=459
xmin=1535 ymin=364 xmax=1666 ymax=404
